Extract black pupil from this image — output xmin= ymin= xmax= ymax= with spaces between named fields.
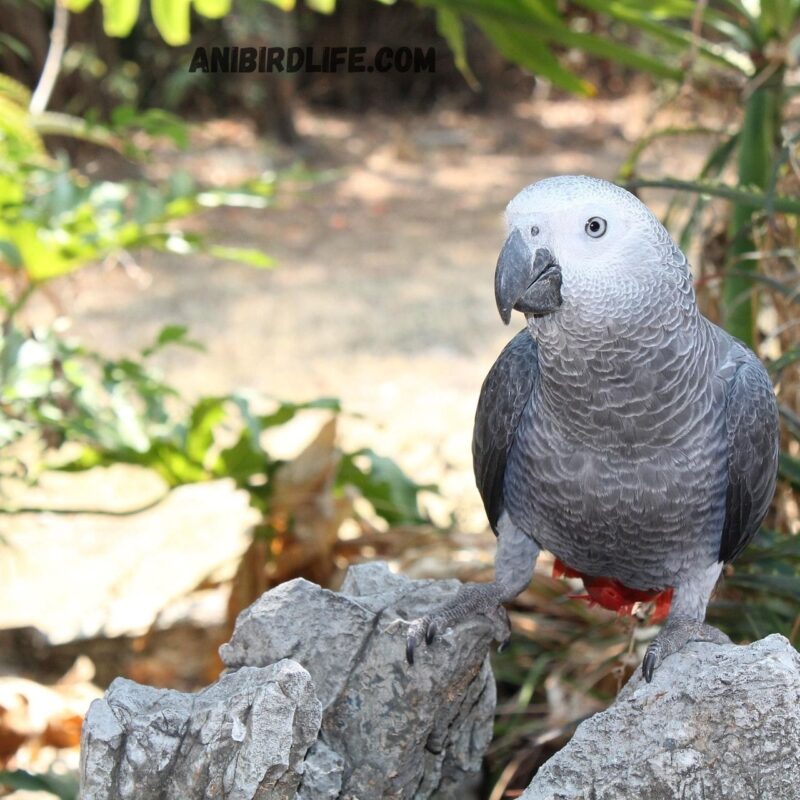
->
xmin=590 ymin=220 xmax=600 ymax=231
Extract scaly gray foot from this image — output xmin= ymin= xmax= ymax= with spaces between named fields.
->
xmin=405 ymin=582 xmax=511 ymax=665
xmin=642 ymin=614 xmax=731 ymax=682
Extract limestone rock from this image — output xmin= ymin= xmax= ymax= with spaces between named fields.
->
xmin=80 ymin=562 xmax=496 ymax=799
xmin=221 ymin=561 xmax=496 ymax=799
xmin=80 ymin=660 xmax=321 ymax=800
xmin=522 ymin=634 xmax=800 ymax=800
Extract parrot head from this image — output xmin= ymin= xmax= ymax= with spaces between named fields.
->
xmin=495 ymin=175 xmax=675 ymax=324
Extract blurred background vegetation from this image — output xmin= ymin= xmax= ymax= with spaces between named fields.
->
xmin=0 ymin=0 xmax=798 ymax=798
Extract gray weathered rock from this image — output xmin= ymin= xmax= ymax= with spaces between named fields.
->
xmin=295 ymin=740 xmax=344 ymax=800
xmin=80 ymin=660 xmax=322 ymax=800
xmin=80 ymin=561 xmax=496 ymax=800
xmin=522 ymin=634 xmax=800 ymax=800
xmin=221 ymin=561 xmax=496 ymax=799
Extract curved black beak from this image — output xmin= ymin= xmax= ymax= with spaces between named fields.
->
xmin=494 ymin=231 xmax=562 ymax=324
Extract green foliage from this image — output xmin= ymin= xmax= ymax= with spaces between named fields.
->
xmin=0 ymin=769 xmax=78 ymax=800
xmin=617 ymin=1 xmax=799 ymax=346
xmin=0 ymin=162 xmax=270 ymax=287
xmin=0 ymin=320 xmax=433 ymax=527
xmin=486 ymin=578 xmax=632 ymax=793
xmin=68 ymin=0 xmax=682 ymax=93
xmin=710 ymin=528 xmax=800 ymax=641
xmin=0 ymin=322 xmax=189 ymax=465
xmin=65 ymin=0 xmax=204 ymax=45
xmin=337 ymin=449 xmax=435 ymax=526
xmin=0 ymin=71 xmax=275 ymax=319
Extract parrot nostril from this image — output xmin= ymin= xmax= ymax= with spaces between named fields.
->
xmin=530 ymin=225 xmax=540 ymax=237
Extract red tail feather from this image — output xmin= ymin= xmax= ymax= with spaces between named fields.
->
xmin=552 ymin=558 xmax=673 ymax=622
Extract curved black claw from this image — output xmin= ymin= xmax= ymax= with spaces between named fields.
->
xmin=405 ymin=617 xmax=431 ymax=665
xmin=406 ymin=635 xmax=416 ymax=666
xmin=425 ymin=620 xmax=438 ymax=645
xmin=642 ymin=649 xmax=657 ymax=683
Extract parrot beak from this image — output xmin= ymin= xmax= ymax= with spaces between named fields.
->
xmin=494 ymin=231 xmax=562 ymax=325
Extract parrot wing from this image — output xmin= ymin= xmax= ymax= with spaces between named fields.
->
xmin=472 ymin=328 xmax=539 ymax=535
xmin=718 ymin=354 xmax=780 ymax=563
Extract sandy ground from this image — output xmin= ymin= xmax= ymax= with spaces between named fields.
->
xmin=19 ymin=90 xmax=717 ymax=536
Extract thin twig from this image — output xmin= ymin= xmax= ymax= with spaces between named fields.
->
xmin=0 ymin=491 xmax=171 ymax=516
xmin=29 ymin=0 xmax=69 ymax=115
xmin=625 ymin=178 xmax=800 ymax=214
xmin=685 ymin=0 xmax=708 ymax=77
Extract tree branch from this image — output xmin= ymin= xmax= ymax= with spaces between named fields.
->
xmin=29 ymin=0 xmax=69 ymax=115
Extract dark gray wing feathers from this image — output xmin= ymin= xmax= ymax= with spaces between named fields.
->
xmin=472 ymin=329 xmax=539 ymax=534
xmin=719 ymin=357 xmax=779 ymax=563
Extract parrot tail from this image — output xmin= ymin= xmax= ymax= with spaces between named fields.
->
xmin=552 ymin=559 xmax=673 ymax=623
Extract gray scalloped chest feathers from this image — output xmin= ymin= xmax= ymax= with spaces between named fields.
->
xmin=405 ymin=176 xmax=779 ymax=681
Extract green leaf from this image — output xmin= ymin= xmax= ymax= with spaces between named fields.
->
xmin=193 ymin=0 xmax=231 ymax=17
xmin=141 ymin=324 xmax=204 ymax=357
xmin=0 ymin=769 xmax=78 ymax=800
xmin=0 ymin=93 xmax=45 ymax=157
xmin=624 ymin=177 xmax=800 ymax=215
xmin=305 ymin=0 xmax=335 ymax=11
xmin=0 ymin=239 xmax=22 ymax=268
xmin=258 ymin=397 xmax=341 ymax=429
xmin=476 ymin=17 xmax=594 ymax=95
xmin=185 ymin=397 xmax=227 ymax=465
xmin=0 ymin=73 xmax=33 ymax=107
xmin=336 ymin=448 xmax=434 ymax=526
xmin=538 ymin=25 xmax=682 ymax=82
xmin=56 ymin=445 xmax=108 ymax=472
xmin=436 ymin=8 xmax=478 ymax=89
xmin=147 ymin=441 xmax=210 ymax=485
xmin=619 ymin=126 xmax=729 ymax=182
xmin=100 ymin=0 xmax=141 ymax=37
xmin=0 ymin=219 xmax=79 ymax=282
xmin=0 ymin=32 xmax=32 ymax=62
xmin=767 ymin=347 xmax=800 ymax=375
xmin=571 ymin=0 xmax=752 ymax=72
xmin=214 ymin=430 xmax=269 ymax=482
xmin=151 ymin=0 xmax=192 ymax=45
xmin=113 ymin=107 xmax=189 ymax=149
xmin=675 ymin=133 xmax=739 ymax=250
xmin=208 ymin=246 xmax=275 ymax=268
xmin=779 ymin=453 xmax=800 ymax=490
xmin=425 ymin=0 xmax=683 ymax=88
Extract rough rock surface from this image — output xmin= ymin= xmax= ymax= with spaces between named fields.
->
xmin=80 ymin=561 xmax=496 ymax=799
xmin=522 ymin=634 xmax=800 ymax=800
xmin=220 ymin=561 xmax=496 ymax=799
xmin=80 ymin=660 xmax=321 ymax=800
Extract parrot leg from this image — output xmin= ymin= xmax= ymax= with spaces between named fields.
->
xmin=641 ymin=563 xmax=730 ymax=682
xmin=404 ymin=513 xmax=539 ymax=665
xmin=641 ymin=615 xmax=730 ymax=682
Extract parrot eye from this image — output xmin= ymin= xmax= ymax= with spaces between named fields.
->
xmin=585 ymin=217 xmax=607 ymax=238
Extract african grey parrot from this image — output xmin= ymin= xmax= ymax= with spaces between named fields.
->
xmin=405 ymin=175 xmax=779 ymax=681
